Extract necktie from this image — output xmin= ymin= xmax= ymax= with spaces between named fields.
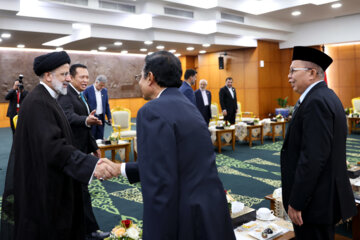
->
xmin=292 ymin=100 xmax=301 ymax=118
xmin=80 ymin=92 xmax=90 ymax=114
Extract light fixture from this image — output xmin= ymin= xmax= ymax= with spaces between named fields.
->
xmin=17 ymin=44 xmax=25 ymax=48
xmin=121 ymin=50 xmax=128 ymax=54
xmin=202 ymin=43 xmax=211 ymax=47
xmin=56 ymin=47 xmax=63 ymax=51
xmin=1 ymin=33 xmax=11 ymax=38
xmin=144 ymin=41 xmax=153 ymax=45
xmin=156 ymin=45 xmax=165 ymax=50
xmin=91 ymin=50 xmax=98 ymax=53
xmin=0 ymin=38 xmax=2 ymax=42
xmin=148 ymin=52 xmax=154 ymax=55
xmin=331 ymin=3 xmax=342 ymax=8
xmin=140 ymin=48 xmax=147 ymax=52
xmin=186 ymin=47 xmax=195 ymax=51
xmin=291 ymin=11 xmax=301 ymax=16
xmin=114 ymin=41 xmax=123 ymax=46
xmin=199 ymin=50 xmax=206 ymax=54
xmin=98 ymin=46 xmax=107 ymax=51
xmin=169 ymin=49 xmax=176 ymax=53
xmin=175 ymin=53 xmax=181 ymax=57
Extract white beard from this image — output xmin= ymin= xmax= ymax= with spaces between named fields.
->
xmin=52 ymin=76 xmax=68 ymax=95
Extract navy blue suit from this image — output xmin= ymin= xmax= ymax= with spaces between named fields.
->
xmin=83 ymin=85 xmax=111 ymax=139
xmin=178 ymin=81 xmax=196 ymax=105
xmin=135 ymin=87 xmax=235 ymax=240
xmin=195 ymin=89 xmax=212 ymax=125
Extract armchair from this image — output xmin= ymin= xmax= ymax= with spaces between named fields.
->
xmin=352 ymin=97 xmax=360 ymax=113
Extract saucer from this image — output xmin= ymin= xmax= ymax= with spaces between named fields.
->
xmin=256 ymin=214 xmax=276 ymax=221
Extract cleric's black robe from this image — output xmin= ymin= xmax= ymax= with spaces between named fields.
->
xmin=1 ymin=84 xmax=98 ymax=240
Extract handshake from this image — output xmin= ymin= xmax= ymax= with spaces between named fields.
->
xmin=94 ymin=158 xmax=122 ymax=180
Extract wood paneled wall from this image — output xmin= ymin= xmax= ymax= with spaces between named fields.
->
xmin=326 ymin=44 xmax=360 ymax=108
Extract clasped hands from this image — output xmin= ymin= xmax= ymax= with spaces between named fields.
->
xmin=86 ymin=110 xmax=103 ymax=126
xmin=94 ymin=158 xmax=121 ymax=180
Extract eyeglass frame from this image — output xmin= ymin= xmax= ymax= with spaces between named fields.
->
xmin=289 ymin=67 xmax=313 ymax=75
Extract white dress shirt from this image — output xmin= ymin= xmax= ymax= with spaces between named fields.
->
xmin=201 ymin=89 xmax=209 ymax=106
xmin=227 ymin=87 xmax=234 ymax=98
xmin=94 ymin=85 xmax=103 ymax=115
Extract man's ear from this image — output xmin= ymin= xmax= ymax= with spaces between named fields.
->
xmin=43 ymin=72 xmax=52 ymax=83
xmin=148 ymin=72 xmax=155 ymax=85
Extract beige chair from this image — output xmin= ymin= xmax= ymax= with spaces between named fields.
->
xmin=352 ymin=97 xmax=360 ymax=113
xmin=210 ymin=103 xmax=223 ymax=125
xmin=111 ymin=107 xmax=136 ymax=140
xmin=236 ymin=101 xmax=254 ymax=122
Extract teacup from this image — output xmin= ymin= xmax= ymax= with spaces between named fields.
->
xmin=256 ymin=207 xmax=274 ymax=219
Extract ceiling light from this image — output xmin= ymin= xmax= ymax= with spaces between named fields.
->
xmin=98 ymin=46 xmax=107 ymax=51
xmin=169 ymin=49 xmax=176 ymax=53
xmin=156 ymin=45 xmax=165 ymax=50
xmin=186 ymin=47 xmax=195 ymax=51
xmin=291 ymin=11 xmax=301 ymax=16
xmin=148 ymin=52 xmax=154 ymax=55
xmin=91 ymin=50 xmax=98 ymax=53
xmin=144 ymin=41 xmax=153 ymax=45
xmin=199 ymin=50 xmax=207 ymax=54
xmin=331 ymin=3 xmax=342 ymax=8
xmin=114 ymin=41 xmax=123 ymax=46
xmin=17 ymin=44 xmax=25 ymax=48
xmin=140 ymin=48 xmax=147 ymax=52
xmin=202 ymin=43 xmax=211 ymax=47
xmin=56 ymin=47 xmax=63 ymax=51
xmin=121 ymin=50 xmax=128 ymax=54
xmin=1 ymin=33 xmax=11 ymax=38
xmin=175 ymin=53 xmax=181 ymax=57
xmin=0 ymin=38 xmax=2 ymax=42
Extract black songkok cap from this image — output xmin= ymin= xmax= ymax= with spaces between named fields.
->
xmin=292 ymin=46 xmax=333 ymax=71
xmin=33 ymin=51 xmax=71 ymax=76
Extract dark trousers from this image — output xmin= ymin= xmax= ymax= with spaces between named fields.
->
xmin=224 ymin=111 xmax=236 ymax=124
xmin=9 ymin=117 xmax=15 ymax=135
xmin=91 ymin=114 xmax=105 ymax=140
xmin=82 ymin=184 xmax=99 ymax=234
xmin=293 ymin=223 xmax=335 ymax=240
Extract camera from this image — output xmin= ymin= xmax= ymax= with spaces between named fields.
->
xmin=17 ymin=74 xmax=24 ymax=90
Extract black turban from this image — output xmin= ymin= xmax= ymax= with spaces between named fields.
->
xmin=33 ymin=51 xmax=71 ymax=76
xmin=292 ymin=46 xmax=333 ymax=71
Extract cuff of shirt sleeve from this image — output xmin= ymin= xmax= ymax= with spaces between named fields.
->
xmin=85 ymin=117 xmax=91 ymax=128
xmin=121 ymin=162 xmax=127 ymax=178
xmin=88 ymin=160 xmax=98 ymax=184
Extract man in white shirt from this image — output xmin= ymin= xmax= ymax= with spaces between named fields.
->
xmin=84 ymin=75 xmax=112 ymax=140
xmin=195 ymin=79 xmax=212 ymax=125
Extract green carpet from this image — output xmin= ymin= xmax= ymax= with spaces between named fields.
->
xmin=1 ymin=124 xmax=359 ymax=237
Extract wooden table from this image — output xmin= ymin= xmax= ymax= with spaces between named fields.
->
xmin=348 ymin=117 xmax=360 ymax=134
xmin=213 ymin=128 xmax=235 ymax=153
xmin=245 ymin=124 xmax=263 ymax=147
xmin=264 ymin=194 xmax=359 ymax=240
xmin=266 ymin=121 xmax=287 ymax=142
xmin=98 ymin=142 xmax=131 ymax=162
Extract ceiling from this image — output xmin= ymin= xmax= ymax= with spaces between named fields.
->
xmin=0 ymin=0 xmax=359 ymax=56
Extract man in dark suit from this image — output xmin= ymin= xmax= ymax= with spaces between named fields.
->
xmin=58 ymin=64 xmax=109 ymax=240
xmin=116 ymin=51 xmax=235 ymax=240
xmin=5 ymin=76 xmax=28 ymax=134
xmin=219 ymin=77 xmax=237 ymax=124
xmin=281 ymin=46 xmax=357 ymax=240
xmin=195 ymin=79 xmax=212 ymax=125
xmin=84 ymin=75 xmax=111 ymax=140
xmin=179 ymin=68 xmax=197 ymax=105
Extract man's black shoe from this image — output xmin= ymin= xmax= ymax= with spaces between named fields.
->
xmin=91 ymin=230 xmax=110 ymax=239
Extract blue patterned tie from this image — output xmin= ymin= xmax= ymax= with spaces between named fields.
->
xmin=80 ymin=92 xmax=90 ymax=114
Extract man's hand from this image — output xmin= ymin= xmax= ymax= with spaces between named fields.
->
xmin=222 ymin=109 xmax=227 ymax=116
xmin=94 ymin=158 xmax=121 ymax=180
xmin=13 ymin=81 xmax=20 ymax=90
xmin=288 ymin=205 xmax=303 ymax=226
xmin=86 ymin=110 xmax=102 ymax=126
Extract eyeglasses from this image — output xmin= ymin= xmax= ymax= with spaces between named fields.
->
xmin=134 ymin=74 xmax=142 ymax=82
xmin=289 ymin=67 xmax=313 ymax=75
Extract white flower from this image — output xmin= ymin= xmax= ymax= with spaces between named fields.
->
xmin=127 ymin=227 xmax=140 ymax=239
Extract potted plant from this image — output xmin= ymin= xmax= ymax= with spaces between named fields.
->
xmin=109 ymin=133 xmax=119 ymax=145
xmin=275 ymin=97 xmax=290 ymax=118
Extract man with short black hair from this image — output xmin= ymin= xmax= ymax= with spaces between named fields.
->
xmin=281 ymin=46 xmax=357 ymax=240
xmin=219 ymin=77 xmax=237 ymax=124
xmin=179 ymin=68 xmax=197 ymax=105
xmin=84 ymin=75 xmax=111 ymax=140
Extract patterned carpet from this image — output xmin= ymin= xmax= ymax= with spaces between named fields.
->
xmin=1 ymin=125 xmax=360 ymax=237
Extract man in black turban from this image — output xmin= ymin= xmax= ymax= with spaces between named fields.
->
xmin=0 ymin=51 xmax=118 ymax=240
xmin=280 ymin=46 xmax=357 ymax=240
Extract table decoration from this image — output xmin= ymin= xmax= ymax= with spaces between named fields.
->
xmin=106 ymin=219 xmax=142 ymax=240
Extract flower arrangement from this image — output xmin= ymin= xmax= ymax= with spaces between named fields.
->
xmin=224 ymin=190 xmax=235 ymax=214
xmin=108 ymin=133 xmax=120 ymax=144
xmin=107 ymin=219 xmax=142 ymax=240
xmin=253 ymin=118 xmax=260 ymax=125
